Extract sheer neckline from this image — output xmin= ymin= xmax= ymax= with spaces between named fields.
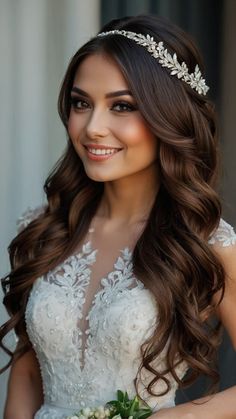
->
xmin=67 ymin=239 xmax=133 ymax=268
xmin=41 ymin=239 xmax=140 ymax=371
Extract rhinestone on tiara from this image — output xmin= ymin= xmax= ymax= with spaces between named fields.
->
xmin=97 ymin=30 xmax=209 ymax=96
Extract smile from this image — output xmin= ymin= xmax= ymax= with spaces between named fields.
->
xmin=84 ymin=145 xmax=123 ymax=161
xmin=87 ymin=147 xmax=119 ymax=155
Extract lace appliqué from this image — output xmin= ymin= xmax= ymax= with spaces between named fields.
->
xmin=26 ymin=241 xmax=169 ymax=417
xmin=87 ymin=247 xmax=140 ymax=331
xmin=16 ymin=205 xmax=45 ymax=232
xmin=35 ymin=405 xmax=69 ymax=419
xmin=208 ymin=218 xmax=236 ymax=247
xmin=25 ymin=206 xmax=228 ymax=417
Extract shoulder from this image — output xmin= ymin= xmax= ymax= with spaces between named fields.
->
xmin=209 ymin=219 xmax=236 ymax=308
xmin=208 ymin=218 xmax=236 ymax=280
xmin=16 ymin=205 xmax=46 ymax=233
xmin=208 ymin=218 xmax=236 ymax=248
xmin=209 ymin=219 xmax=236 ymax=347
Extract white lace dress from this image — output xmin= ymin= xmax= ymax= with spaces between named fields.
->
xmin=18 ymin=209 xmax=236 ymax=419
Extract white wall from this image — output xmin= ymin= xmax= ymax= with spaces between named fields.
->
xmin=0 ymin=0 xmax=100 ymax=415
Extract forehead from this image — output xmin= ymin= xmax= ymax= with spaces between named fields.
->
xmin=73 ymin=53 xmax=129 ymax=91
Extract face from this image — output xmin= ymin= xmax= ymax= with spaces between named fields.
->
xmin=68 ymin=53 xmax=158 ymax=183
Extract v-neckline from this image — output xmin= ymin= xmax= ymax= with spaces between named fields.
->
xmin=72 ymin=240 xmax=135 ymax=372
xmin=44 ymin=239 xmax=136 ymax=372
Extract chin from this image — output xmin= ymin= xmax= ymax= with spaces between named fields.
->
xmin=84 ymin=170 xmax=115 ymax=183
xmin=88 ymin=173 xmax=126 ymax=183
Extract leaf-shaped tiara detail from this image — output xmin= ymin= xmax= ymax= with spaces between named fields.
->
xmin=97 ymin=30 xmax=209 ymax=96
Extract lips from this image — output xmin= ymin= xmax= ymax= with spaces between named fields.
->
xmin=83 ymin=144 xmax=123 ymax=161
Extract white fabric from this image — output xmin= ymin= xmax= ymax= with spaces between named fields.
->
xmin=19 ymin=208 xmax=236 ymax=419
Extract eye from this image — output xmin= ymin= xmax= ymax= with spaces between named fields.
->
xmin=70 ymin=97 xmax=90 ymax=110
xmin=111 ymin=101 xmax=137 ymax=112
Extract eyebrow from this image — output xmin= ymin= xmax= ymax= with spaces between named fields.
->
xmin=71 ymin=86 xmax=133 ymax=98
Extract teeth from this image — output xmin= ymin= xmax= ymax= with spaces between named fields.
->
xmin=87 ymin=148 xmax=118 ymax=155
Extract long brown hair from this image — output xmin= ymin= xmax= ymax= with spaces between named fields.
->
xmin=1 ymin=15 xmax=225 ymax=397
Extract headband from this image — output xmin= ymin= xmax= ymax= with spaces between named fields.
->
xmin=97 ymin=30 xmax=209 ymax=96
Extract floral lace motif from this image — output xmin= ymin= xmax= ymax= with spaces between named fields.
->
xmin=208 ymin=218 xmax=236 ymax=247
xmin=16 ymin=205 xmax=45 ymax=232
xmin=26 ymin=240 xmax=169 ymax=418
xmin=35 ymin=404 xmax=71 ymax=419
xmin=19 ymin=209 xmax=236 ymax=419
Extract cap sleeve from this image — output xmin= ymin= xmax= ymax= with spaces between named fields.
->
xmin=16 ymin=205 xmax=45 ymax=233
xmin=208 ymin=218 xmax=236 ymax=248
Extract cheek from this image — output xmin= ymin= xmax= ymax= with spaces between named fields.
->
xmin=67 ymin=113 xmax=80 ymax=140
xmin=67 ymin=111 xmax=89 ymax=145
xmin=119 ymin=119 xmax=157 ymax=157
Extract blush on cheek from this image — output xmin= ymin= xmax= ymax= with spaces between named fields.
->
xmin=116 ymin=115 xmax=154 ymax=147
xmin=68 ymin=111 xmax=88 ymax=146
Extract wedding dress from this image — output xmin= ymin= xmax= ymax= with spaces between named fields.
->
xmin=17 ymin=208 xmax=236 ymax=419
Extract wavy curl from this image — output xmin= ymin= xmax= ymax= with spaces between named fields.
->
xmin=1 ymin=15 xmax=225 ymax=398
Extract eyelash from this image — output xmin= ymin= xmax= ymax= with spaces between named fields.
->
xmin=70 ymin=97 xmax=136 ymax=113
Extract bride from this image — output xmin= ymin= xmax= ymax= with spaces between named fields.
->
xmin=1 ymin=14 xmax=236 ymax=419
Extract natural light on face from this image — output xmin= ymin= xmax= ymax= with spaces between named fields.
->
xmin=68 ymin=53 xmax=158 ymax=183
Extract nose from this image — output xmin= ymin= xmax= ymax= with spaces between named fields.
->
xmin=86 ymin=108 xmax=109 ymax=139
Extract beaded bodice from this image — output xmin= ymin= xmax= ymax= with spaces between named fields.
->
xmin=18 ymin=208 xmax=236 ymax=419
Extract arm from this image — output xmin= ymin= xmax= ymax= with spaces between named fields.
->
xmin=4 ymin=207 xmax=45 ymax=419
xmin=153 ymin=387 xmax=236 ymax=419
xmin=154 ymin=242 xmax=236 ymax=419
xmin=4 ymin=342 xmax=43 ymax=419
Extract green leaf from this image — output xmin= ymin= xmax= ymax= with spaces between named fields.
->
xmin=121 ymin=405 xmax=131 ymax=417
xmin=106 ymin=390 xmax=152 ymax=419
xmin=117 ymin=390 xmax=125 ymax=402
xmin=107 ymin=401 xmax=119 ymax=407
xmin=129 ymin=397 xmax=140 ymax=415
xmin=128 ymin=402 xmax=135 ymax=415
xmin=133 ymin=408 xmax=152 ymax=419
xmin=124 ymin=392 xmax=129 ymax=403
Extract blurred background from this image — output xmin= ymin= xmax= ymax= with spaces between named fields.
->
xmin=0 ymin=0 xmax=235 ymax=416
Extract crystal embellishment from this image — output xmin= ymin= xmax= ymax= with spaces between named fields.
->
xmin=97 ymin=30 xmax=209 ymax=95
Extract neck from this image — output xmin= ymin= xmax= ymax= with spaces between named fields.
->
xmin=97 ymin=168 xmax=160 ymax=225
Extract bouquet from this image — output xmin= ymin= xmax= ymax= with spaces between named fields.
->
xmin=68 ymin=390 xmax=153 ymax=419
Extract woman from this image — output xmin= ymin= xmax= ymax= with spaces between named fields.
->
xmin=1 ymin=14 xmax=236 ymax=419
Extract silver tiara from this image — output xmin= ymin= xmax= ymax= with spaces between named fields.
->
xmin=97 ymin=30 xmax=209 ymax=96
